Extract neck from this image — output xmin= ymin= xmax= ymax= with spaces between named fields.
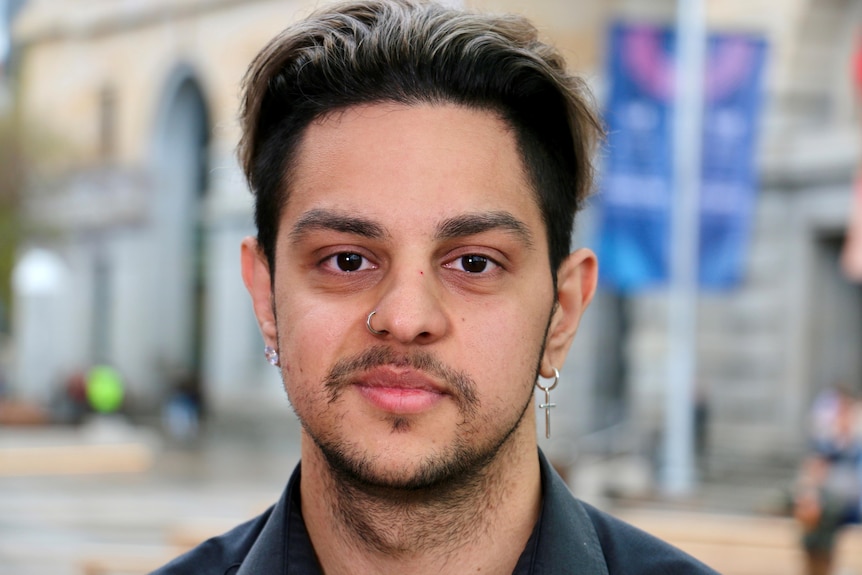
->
xmin=300 ymin=423 xmax=542 ymax=575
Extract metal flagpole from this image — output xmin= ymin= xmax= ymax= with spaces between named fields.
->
xmin=662 ymin=0 xmax=705 ymax=495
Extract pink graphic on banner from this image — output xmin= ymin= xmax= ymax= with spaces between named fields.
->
xmin=621 ymin=26 xmax=761 ymax=103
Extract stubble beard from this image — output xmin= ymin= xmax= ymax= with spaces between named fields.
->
xmin=290 ymin=345 xmax=542 ymax=556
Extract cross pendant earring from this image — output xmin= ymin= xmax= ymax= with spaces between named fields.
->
xmin=535 ymin=367 xmax=559 ymax=439
xmin=539 ymin=387 xmax=555 ymax=439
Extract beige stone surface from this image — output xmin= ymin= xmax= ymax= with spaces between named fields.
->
xmin=15 ymin=0 xmax=309 ymax=170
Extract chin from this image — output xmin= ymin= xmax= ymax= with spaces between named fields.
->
xmin=333 ymin=443 xmax=487 ymax=491
xmin=308 ymin=420 xmax=519 ymax=494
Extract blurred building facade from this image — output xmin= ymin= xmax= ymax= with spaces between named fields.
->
xmin=8 ymin=0 xmax=862 ymax=470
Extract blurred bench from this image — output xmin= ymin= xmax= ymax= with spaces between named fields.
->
xmin=167 ymin=518 xmax=242 ymax=550
xmin=78 ymin=519 xmax=243 ymax=575
xmin=80 ymin=553 xmax=176 ymax=575
xmin=0 ymin=442 xmax=154 ymax=476
xmin=619 ymin=509 xmax=862 ymax=575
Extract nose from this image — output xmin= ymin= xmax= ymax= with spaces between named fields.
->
xmin=367 ymin=266 xmax=449 ymax=345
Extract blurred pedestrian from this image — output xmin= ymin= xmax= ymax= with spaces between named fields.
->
xmin=794 ymin=385 xmax=862 ymax=575
xmin=162 ymin=372 xmax=201 ymax=443
xmin=152 ymin=1 xmax=718 ymax=573
xmin=52 ymin=368 xmax=89 ymax=424
xmin=694 ymin=383 xmax=711 ymax=471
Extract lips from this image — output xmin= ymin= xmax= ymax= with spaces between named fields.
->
xmin=354 ymin=367 xmax=448 ymax=414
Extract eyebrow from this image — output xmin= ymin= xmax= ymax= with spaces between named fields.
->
xmin=288 ymin=209 xmax=387 ymax=242
xmin=435 ymin=212 xmax=534 ymax=247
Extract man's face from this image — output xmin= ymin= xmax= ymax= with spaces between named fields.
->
xmin=243 ymin=103 xmax=593 ymax=489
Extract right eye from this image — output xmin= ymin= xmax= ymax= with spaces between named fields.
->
xmin=321 ymin=252 xmax=373 ymax=273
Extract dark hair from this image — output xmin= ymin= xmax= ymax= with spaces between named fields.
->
xmin=238 ymin=0 xmax=603 ymax=281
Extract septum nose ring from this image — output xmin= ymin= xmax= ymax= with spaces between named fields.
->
xmin=366 ymin=310 xmax=386 ymax=336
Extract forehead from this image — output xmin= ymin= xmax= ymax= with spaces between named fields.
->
xmin=282 ymin=103 xmax=543 ymax=233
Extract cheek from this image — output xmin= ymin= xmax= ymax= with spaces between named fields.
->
xmin=459 ymin=300 xmax=550 ymax=391
xmin=275 ymin=292 xmax=351 ymax=393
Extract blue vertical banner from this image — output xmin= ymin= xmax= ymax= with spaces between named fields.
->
xmin=596 ymin=22 xmax=767 ymax=291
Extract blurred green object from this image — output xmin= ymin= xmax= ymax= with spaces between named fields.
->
xmin=86 ymin=365 xmax=124 ymax=413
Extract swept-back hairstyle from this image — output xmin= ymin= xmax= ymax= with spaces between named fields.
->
xmin=238 ymin=0 xmax=603 ymax=281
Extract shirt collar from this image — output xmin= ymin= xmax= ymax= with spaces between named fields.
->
xmin=528 ymin=450 xmax=610 ymax=575
xmin=236 ymin=463 xmax=320 ymax=575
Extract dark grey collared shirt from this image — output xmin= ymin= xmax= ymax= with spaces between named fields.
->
xmin=153 ymin=450 xmax=718 ymax=575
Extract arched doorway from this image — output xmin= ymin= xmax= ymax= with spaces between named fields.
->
xmin=151 ymin=68 xmax=210 ymax=412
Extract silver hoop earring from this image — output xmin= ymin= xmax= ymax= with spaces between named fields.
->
xmin=264 ymin=345 xmax=280 ymax=367
xmin=536 ymin=367 xmax=559 ymax=439
xmin=366 ymin=310 xmax=385 ymax=336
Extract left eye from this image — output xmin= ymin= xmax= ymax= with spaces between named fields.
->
xmin=449 ymin=254 xmax=498 ymax=273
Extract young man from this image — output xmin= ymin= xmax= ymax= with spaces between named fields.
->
xmin=155 ymin=1 xmax=718 ymax=573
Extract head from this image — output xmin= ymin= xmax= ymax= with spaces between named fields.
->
xmin=239 ymin=0 xmax=603 ymax=286
xmin=239 ymin=0 xmax=601 ymax=494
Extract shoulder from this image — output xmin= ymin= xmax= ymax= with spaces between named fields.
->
xmin=149 ymin=507 xmax=273 ymax=575
xmin=579 ymin=501 xmax=720 ymax=575
xmin=535 ymin=450 xmax=718 ymax=575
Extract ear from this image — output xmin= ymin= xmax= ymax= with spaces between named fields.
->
xmin=540 ymin=248 xmax=598 ymax=377
xmin=241 ymin=236 xmax=278 ymax=348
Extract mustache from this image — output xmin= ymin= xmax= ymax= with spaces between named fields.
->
xmin=324 ymin=346 xmax=478 ymax=414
